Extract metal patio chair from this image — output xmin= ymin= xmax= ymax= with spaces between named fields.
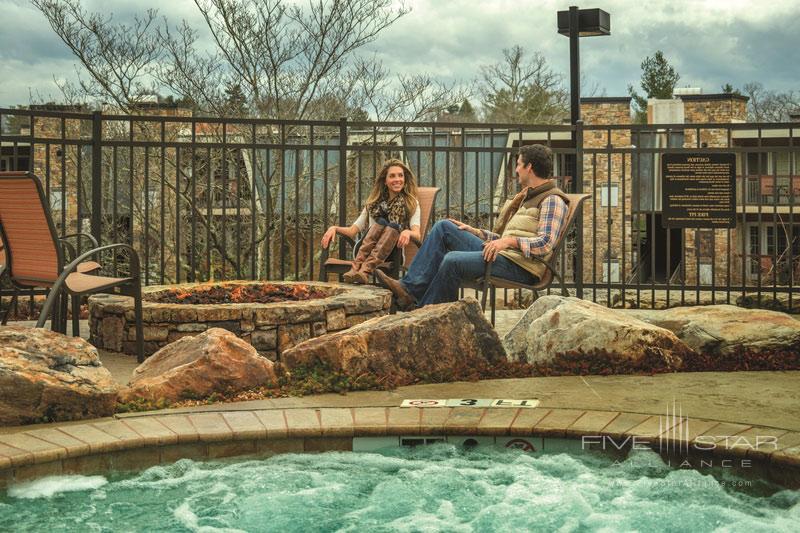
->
xmin=0 ymin=172 xmax=144 ymax=361
xmin=466 ymin=193 xmax=591 ymax=325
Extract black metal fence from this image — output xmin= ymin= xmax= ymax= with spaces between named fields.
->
xmin=1 ymin=107 xmax=798 ymax=310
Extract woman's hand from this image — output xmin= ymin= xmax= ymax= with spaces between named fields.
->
xmin=398 ymin=229 xmax=413 ymax=248
xmin=321 ymin=226 xmax=338 ymax=248
xmin=448 ymin=218 xmax=481 ymax=238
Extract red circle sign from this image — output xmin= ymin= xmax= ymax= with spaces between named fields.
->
xmin=505 ymin=438 xmax=536 ymax=452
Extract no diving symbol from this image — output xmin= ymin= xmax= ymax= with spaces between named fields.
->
xmin=505 ymin=438 xmax=536 ymax=452
xmin=408 ymin=400 xmax=442 ymax=406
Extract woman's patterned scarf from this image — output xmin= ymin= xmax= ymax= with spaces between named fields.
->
xmin=368 ymin=192 xmax=409 ymax=228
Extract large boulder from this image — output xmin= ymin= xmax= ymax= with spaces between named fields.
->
xmin=120 ymin=328 xmax=277 ymax=403
xmin=0 ymin=326 xmax=118 ymax=425
xmin=281 ymin=298 xmax=505 ymax=386
xmin=503 ymin=296 xmax=693 ymax=374
xmin=624 ymin=305 xmax=800 ymax=356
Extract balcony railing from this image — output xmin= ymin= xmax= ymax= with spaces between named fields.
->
xmin=741 ymin=175 xmax=800 ymax=205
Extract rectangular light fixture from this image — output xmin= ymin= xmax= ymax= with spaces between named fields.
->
xmin=557 ymin=8 xmax=611 ymax=37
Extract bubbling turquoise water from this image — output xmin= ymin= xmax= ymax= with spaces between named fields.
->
xmin=1 ymin=445 xmax=798 ymax=532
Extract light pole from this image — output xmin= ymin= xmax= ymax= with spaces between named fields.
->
xmin=557 ymin=6 xmax=610 ymax=299
xmin=557 ymin=6 xmax=611 ymax=130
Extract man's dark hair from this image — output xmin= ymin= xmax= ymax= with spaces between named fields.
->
xmin=518 ymin=144 xmax=553 ymax=178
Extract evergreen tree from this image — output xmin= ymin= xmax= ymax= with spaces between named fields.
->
xmin=627 ymin=50 xmax=680 ymax=123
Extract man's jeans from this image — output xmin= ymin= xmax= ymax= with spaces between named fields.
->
xmin=400 ymin=220 xmax=537 ymax=306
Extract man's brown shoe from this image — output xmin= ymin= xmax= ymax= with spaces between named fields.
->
xmin=375 ymin=270 xmax=416 ymax=311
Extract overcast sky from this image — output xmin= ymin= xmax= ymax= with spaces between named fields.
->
xmin=1 ymin=0 xmax=798 ymax=107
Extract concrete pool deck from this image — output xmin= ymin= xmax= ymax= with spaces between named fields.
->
xmin=2 ymin=313 xmax=799 ymax=488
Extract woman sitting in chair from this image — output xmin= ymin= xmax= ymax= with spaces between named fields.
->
xmin=321 ymin=159 xmax=421 ymax=284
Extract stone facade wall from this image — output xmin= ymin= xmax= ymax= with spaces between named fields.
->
xmin=579 ymin=99 xmax=632 ymax=285
xmin=573 ymin=95 xmax=757 ymax=291
xmin=88 ymin=282 xmax=392 ymax=360
xmin=679 ymin=95 xmax=748 ymax=286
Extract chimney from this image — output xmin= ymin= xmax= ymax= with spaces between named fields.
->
xmin=673 ymin=87 xmax=703 ymax=96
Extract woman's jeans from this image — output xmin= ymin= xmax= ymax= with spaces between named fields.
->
xmin=400 ymin=220 xmax=537 ymax=306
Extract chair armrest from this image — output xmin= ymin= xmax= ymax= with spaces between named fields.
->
xmin=60 ymin=239 xmax=78 ymax=263
xmin=60 ymin=232 xmax=99 ymax=248
xmin=483 ymin=260 xmax=494 ymax=282
xmin=62 ymin=243 xmax=140 ymax=278
xmin=318 ymin=232 xmax=359 ymax=279
xmin=336 ymin=230 xmax=356 ymax=249
xmin=36 ymin=243 xmax=140 ymax=328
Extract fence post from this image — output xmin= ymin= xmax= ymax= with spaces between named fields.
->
xmin=574 ymin=119 xmax=584 ymax=299
xmin=91 ymin=110 xmax=102 ymax=244
xmin=338 ymin=116 xmax=348 ymax=260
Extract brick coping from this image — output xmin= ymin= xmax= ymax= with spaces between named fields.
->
xmin=1 ymin=406 xmax=798 ymax=489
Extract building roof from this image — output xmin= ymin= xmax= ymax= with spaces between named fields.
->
xmin=580 ymin=97 xmax=632 ymax=104
xmin=676 ymin=93 xmax=749 ymax=102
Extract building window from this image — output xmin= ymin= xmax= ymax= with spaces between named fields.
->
xmin=602 ymin=259 xmax=620 ymax=283
xmin=746 ymin=152 xmax=769 ymax=175
xmin=599 ymin=184 xmax=619 ymax=207
xmin=602 ymin=249 xmax=620 ymax=283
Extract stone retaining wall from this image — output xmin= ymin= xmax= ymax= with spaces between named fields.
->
xmin=89 ymin=282 xmax=392 ymax=360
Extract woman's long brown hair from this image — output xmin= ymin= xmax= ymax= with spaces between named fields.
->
xmin=365 ymin=158 xmax=419 ymax=224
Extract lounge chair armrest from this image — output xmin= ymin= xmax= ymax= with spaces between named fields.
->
xmin=62 ymin=243 xmax=140 ymax=278
xmin=59 ymin=232 xmax=99 ymax=248
xmin=59 ymin=239 xmax=78 ymax=262
xmin=319 ymin=231 xmax=356 ymax=278
xmin=336 ymin=231 xmax=356 ymax=248
xmin=483 ymin=260 xmax=494 ymax=282
xmin=36 ymin=243 xmax=140 ymax=329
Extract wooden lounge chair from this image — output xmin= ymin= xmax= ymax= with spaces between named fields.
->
xmin=0 ymin=172 xmax=144 ymax=361
xmin=467 ymin=193 xmax=591 ymax=325
xmin=319 ymin=186 xmax=441 ymax=282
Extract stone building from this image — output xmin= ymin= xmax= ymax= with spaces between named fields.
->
xmin=574 ymin=91 xmax=799 ymax=292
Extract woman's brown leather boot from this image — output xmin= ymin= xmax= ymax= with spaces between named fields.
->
xmin=342 ymin=224 xmax=384 ymax=283
xmin=352 ymin=226 xmax=400 ymax=284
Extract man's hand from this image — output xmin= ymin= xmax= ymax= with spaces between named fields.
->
xmin=398 ymin=229 xmax=413 ymax=248
xmin=448 ymin=218 xmax=481 ymax=238
xmin=483 ymin=237 xmax=515 ymax=262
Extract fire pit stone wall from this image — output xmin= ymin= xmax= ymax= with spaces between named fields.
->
xmin=88 ymin=281 xmax=392 ymax=360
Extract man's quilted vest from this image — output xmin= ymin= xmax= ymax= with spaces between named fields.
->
xmin=497 ymin=187 xmax=569 ymax=280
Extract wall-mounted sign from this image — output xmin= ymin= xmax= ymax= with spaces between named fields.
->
xmin=662 ymin=153 xmax=736 ymax=228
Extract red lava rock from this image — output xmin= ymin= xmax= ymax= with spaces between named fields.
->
xmin=154 ymin=283 xmax=326 ymax=305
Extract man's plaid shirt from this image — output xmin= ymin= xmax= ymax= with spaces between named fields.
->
xmin=482 ymin=195 xmax=568 ymax=258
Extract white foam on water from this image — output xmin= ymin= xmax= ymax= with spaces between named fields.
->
xmin=2 ymin=446 xmax=798 ymax=531
xmin=173 ymin=501 xmax=247 ymax=533
xmin=8 ymin=475 xmax=107 ymax=499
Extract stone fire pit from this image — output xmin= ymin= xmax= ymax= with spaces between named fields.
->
xmin=88 ymin=281 xmax=391 ymax=360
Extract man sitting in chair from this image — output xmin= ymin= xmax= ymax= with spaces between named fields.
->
xmin=376 ymin=144 xmax=569 ymax=310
